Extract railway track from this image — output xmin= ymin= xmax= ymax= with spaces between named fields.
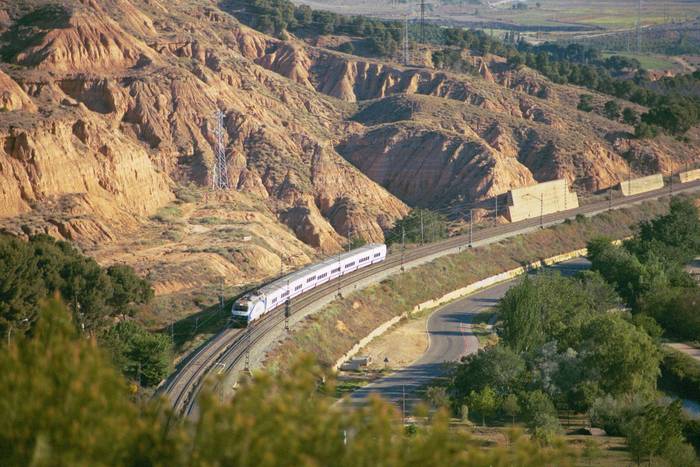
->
xmin=163 ymin=178 xmax=700 ymax=416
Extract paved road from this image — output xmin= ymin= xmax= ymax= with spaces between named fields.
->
xmin=349 ymin=258 xmax=591 ymax=409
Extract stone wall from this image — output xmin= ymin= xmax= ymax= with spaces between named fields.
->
xmin=506 ymin=179 xmax=579 ymax=222
xmin=619 ymin=174 xmax=664 ymax=196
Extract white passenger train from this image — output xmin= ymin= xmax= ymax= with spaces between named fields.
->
xmin=232 ymin=244 xmax=387 ymax=326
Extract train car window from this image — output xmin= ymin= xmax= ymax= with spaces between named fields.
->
xmin=345 ymin=262 xmax=355 ymax=268
xmin=295 ymin=285 xmax=302 ymax=291
xmin=282 ymin=291 xmax=289 ymax=297
xmin=307 ymin=275 xmax=316 ymax=283
xmin=272 ymin=297 xmax=277 ymax=303
xmin=332 ymin=267 xmax=341 ymax=273
xmin=318 ymin=272 xmax=327 ymax=279
xmin=374 ymin=253 xmax=381 ymax=257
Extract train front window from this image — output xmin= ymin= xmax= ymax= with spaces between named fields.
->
xmin=233 ymin=304 xmax=248 ymax=312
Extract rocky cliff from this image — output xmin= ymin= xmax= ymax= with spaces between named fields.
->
xmin=0 ymin=0 xmax=697 ymax=313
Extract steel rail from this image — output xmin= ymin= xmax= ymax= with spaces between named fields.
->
xmin=165 ymin=178 xmax=700 ymax=416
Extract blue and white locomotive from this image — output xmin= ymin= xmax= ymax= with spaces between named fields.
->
xmin=232 ymin=243 xmax=387 ymax=326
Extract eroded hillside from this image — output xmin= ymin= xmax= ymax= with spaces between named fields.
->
xmin=0 ymin=0 xmax=697 ymax=326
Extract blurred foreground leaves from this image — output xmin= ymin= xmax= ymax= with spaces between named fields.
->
xmin=0 ymin=300 xmax=575 ymax=466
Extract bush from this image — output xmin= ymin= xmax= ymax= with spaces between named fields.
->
xmin=659 ymin=349 xmax=700 ymax=402
xmin=337 ymin=42 xmax=354 ymax=54
xmin=577 ymin=94 xmax=594 ymax=112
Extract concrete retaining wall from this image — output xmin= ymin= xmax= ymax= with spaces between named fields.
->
xmin=332 ymin=247 xmax=588 ymax=371
xmin=680 ymin=169 xmax=700 ymax=184
xmin=506 ymin=179 xmax=579 ymax=222
xmin=620 ymin=174 xmax=664 ymax=196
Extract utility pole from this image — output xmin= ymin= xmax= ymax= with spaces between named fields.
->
xmin=336 ymin=252 xmax=342 ymax=298
xmin=220 ymin=277 xmax=225 ymax=312
xmin=420 ymin=0 xmax=425 ymax=43
xmin=420 ymin=211 xmax=425 ymax=245
xmin=469 ymin=208 xmax=473 ymax=247
xmin=539 ymin=193 xmax=544 ymax=229
xmin=494 ymin=196 xmax=498 ymax=226
xmin=403 ymin=13 xmax=410 ymax=66
xmin=402 ymin=384 xmax=406 ymax=425
xmin=609 ymin=186 xmax=613 ymax=210
xmin=401 ymin=225 xmax=406 ymax=271
xmin=284 ymin=297 xmax=291 ymax=332
xmin=212 ymin=108 xmax=230 ymax=190
xmin=244 ymin=328 xmax=251 ymax=372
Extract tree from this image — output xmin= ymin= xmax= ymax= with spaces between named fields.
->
xmin=0 ymin=234 xmax=154 ymax=339
xmin=623 ymin=402 xmax=690 ymax=466
xmin=502 ymin=393 xmax=520 ymax=424
xmin=450 ymin=345 xmax=525 ymax=402
xmin=627 ymin=197 xmax=700 ymax=266
xmin=106 ymin=265 xmax=154 ymax=317
xmin=579 ymin=315 xmax=661 ymax=397
xmin=603 ymin=100 xmax=621 ymax=120
xmin=577 ymin=94 xmax=594 ymax=112
xmin=426 ymin=386 xmax=449 ymax=409
xmin=1 ymin=301 xmax=578 ymax=465
xmin=634 ymin=122 xmax=657 ymax=139
xmin=622 ymin=107 xmax=639 ymax=125
xmin=100 ymin=321 xmax=172 ymax=387
xmin=468 ymin=386 xmax=499 ymax=426
xmin=0 ymin=299 xmax=175 ymax=465
xmin=498 ymin=276 xmax=545 ymax=353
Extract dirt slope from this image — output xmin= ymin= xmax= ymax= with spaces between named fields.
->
xmin=0 ymin=0 xmax=697 ymax=323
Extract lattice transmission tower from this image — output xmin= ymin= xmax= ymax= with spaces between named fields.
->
xmin=212 ymin=108 xmax=230 ymax=190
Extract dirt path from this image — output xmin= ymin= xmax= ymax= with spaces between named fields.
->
xmin=361 ymin=315 xmax=429 ymax=371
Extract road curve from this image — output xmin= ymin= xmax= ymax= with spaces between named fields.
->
xmin=348 ymin=258 xmax=591 ymax=408
xmin=161 ymin=179 xmax=700 ymax=416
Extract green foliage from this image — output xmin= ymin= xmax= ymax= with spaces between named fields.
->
xmin=634 ymin=122 xmax=659 ymax=139
xmin=577 ymin=94 xmax=594 ymax=112
xmin=622 ymin=107 xmax=640 ymax=125
xmin=578 ymin=314 xmax=661 ymax=397
xmin=0 ymin=299 xmax=175 ymax=466
xmin=627 ymin=198 xmax=700 ymax=266
xmin=1 ymin=302 xmax=578 ymax=465
xmin=623 ymin=401 xmax=692 ymax=465
xmin=0 ymin=234 xmax=153 ymax=337
xmin=639 ymin=287 xmax=700 ymax=341
xmin=450 ymin=345 xmax=525 ymax=403
xmin=425 ymin=386 xmax=450 ymax=409
xmin=336 ymin=42 xmax=354 ymax=54
xmin=589 ymin=394 xmax=648 ymax=436
xmin=385 ymin=208 xmax=449 ymax=245
xmin=659 ymin=348 xmax=700 ymax=402
xmin=498 ymin=272 xmax=618 ymax=353
xmin=603 ymin=100 xmax=621 ymax=120
xmin=589 ymin=199 xmax=700 ymax=341
xmin=100 ymin=321 xmax=172 ymax=387
xmin=501 ymin=393 xmax=521 ymax=424
xmin=467 ymin=386 xmax=499 ymax=426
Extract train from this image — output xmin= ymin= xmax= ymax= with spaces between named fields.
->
xmin=231 ymin=243 xmax=387 ymax=326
